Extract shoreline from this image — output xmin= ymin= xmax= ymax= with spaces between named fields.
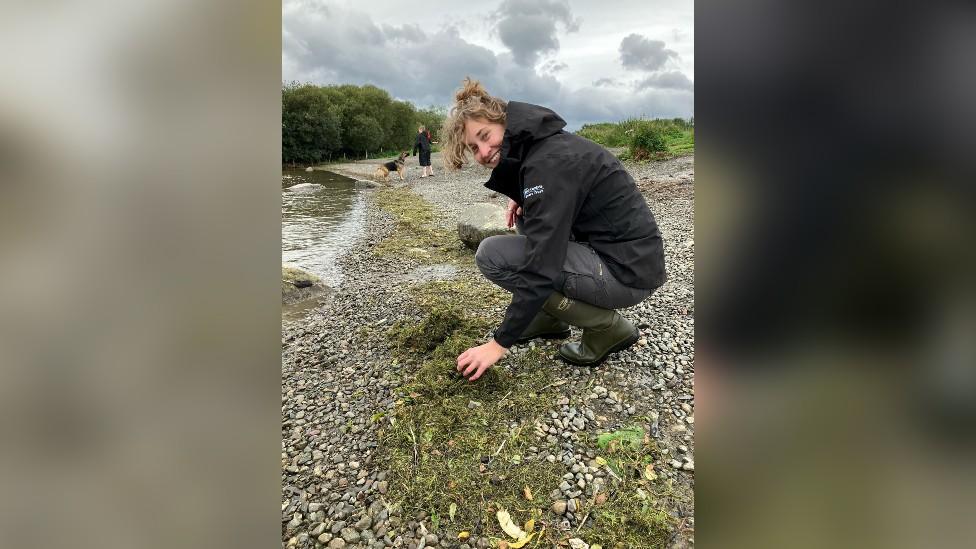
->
xmin=282 ymin=152 xmax=695 ymax=548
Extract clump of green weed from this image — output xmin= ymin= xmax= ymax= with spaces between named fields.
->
xmin=587 ymin=488 xmax=674 ymax=548
xmin=380 ymin=350 xmax=563 ymax=539
xmin=379 ymin=301 xmax=565 ymax=542
xmin=408 ymin=278 xmax=509 ymax=318
xmin=391 ymin=306 xmax=471 ymax=355
xmin=576 ymin=425 xmax=679 ymax=547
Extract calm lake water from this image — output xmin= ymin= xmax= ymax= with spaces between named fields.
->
xmin=281 ymin=169 xmax=364 ymax=288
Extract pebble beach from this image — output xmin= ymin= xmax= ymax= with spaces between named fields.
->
xmin=282 ymin=151 xmax=695 ymax=548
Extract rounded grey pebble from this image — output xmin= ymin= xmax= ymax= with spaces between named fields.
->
xmin=340 ymin=527 xmax=361 ymax=543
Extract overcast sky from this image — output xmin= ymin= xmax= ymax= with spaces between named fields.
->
xmin=283 ymin=0 xmax=693 ymax=130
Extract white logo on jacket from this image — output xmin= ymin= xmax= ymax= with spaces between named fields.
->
xmin=523 ymin=185 xmax=544 ymax=198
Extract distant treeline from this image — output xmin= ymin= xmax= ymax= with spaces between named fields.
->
xmin=282 ymin=82 xmax=445 ymax=166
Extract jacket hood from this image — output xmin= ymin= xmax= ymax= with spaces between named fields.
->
xmin=504 ymin=101 xmax=567 ymax=145
xmin=484 ymin=102 xmax=567 ymax=200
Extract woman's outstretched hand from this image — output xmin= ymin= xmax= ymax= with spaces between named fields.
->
xmin=457 ymin=339 xmax=507 ymax=381
xmin=505 ymin=199 xmax=522 ymax=229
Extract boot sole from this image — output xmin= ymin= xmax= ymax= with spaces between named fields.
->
xmin=515 ymin=329 xmax=572 ymax=345
xmin=557 ymin=330 xmax=640 ymax=367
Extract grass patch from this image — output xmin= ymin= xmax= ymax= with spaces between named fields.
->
xmin=578 ymin=426 xmax=678 ymax=548
xmin=380 ymin=311 xmax=565 ymax=542
xmin=407 ymin=278 xmax=510 ymax=319
xmin=373 ymin=187 xmax=469 ymax=262
xmin=577 ymin=118 xmax=694 ymax=162
xmin=391 ymin=305 xmax=490 ymax=356
xmin=667 ymin=130 xmax=695 ymax=155
xmin=380 ymin=272 xmax=567 ymax=542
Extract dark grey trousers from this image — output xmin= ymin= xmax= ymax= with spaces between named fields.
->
xmin=475 ymin=234 xmax=652 ymax=310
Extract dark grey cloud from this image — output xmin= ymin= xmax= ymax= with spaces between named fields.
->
xmin=619 ymin=33 xmax=678 ymax=71
xmin=281 ymin=4 xmax=563 ymax=109
xmin=488 ymin=54 xmax=563 ymax=106
xmin=281 ymin=4 xmax=693 ymax=131
xmin=636 ymin=71 xmax=694 ymax=91
xmin=492 ymin=0 xmax=581 ymax=67
xmin=282 ymin=6 xmax=497 ymax=107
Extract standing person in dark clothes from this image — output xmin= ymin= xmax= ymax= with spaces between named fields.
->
xmin=442 ymin=77 xmax=667 ymax=381
xmin=412 ymin=125 xmax=434 ymax=178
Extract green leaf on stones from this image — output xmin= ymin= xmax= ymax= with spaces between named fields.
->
xmin=597 ymin=427 xmax=645 ymax=451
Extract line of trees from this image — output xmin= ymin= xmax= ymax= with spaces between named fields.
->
xmin=282 ymin=82 xmax=446 ymax=166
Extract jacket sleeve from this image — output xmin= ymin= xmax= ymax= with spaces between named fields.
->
xmin=492 ymin=162 xmax=581 ymax=348
xmin=412 ymin=134 xmax=419 ymax=155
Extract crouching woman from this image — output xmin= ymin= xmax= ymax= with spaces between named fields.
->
xmin=443 ymin=78 xmax=667 ymax=381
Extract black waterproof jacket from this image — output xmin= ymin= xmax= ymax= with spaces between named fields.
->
xmin=484 ymin=101 xmax=667 ymax=348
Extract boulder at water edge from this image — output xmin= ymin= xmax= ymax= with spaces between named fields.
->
xmin=457 ymin=203 xmax=513 ymax=250
xmin=305 ymin=166 xmax=314 ymax=172
xmin=286 ymin=182 xmax=323 ymax=193
xmin=282 ymin=264 xmax=329 ymax=305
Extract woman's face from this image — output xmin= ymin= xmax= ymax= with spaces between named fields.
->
xmin=463 ymin=118 xmax=505 ymax=168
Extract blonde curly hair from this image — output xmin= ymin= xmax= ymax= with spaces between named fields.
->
xmin=441 ymin=77 xmax=507 ymax=170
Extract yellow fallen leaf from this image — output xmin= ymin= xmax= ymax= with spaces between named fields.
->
xmin=508 ymin=533 xmax=536 ymax=548
xmin=457 ymin=531 xmax=470 ymax=540
xmin=523 ymin=518 xmax=535 ymax=533
xmin=643 ymin=463 xmax=657 ymax=481
xmin=523 ymin=485 xmax=534 ymax=501
xmin=595 ymin=456 xmax=608 ymax=466
xmin=496 ymin=509 xmax=527 ymax=540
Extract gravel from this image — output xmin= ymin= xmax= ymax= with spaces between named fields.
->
xmin=281 ymin=152 xmax=694 ymax=547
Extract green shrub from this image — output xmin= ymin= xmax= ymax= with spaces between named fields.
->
xmin=629 ymin=124 xmax=667 ymax=160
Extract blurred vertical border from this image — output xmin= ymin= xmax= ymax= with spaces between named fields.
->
xmin=0 ymin=1 xmax=282 ymax=548
xmin=696 ymin=0 xmax=976 ymax=547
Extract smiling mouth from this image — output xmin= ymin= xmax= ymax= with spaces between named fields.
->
xmin=488 ymin=150 xmax=500 ymax=164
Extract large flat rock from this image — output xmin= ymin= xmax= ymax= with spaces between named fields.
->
xmin=457 ymin=203 xmax=513 ymax=250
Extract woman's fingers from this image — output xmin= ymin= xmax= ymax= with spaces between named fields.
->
xmin=461 ymin=362 xmax=481 ymax=379
xmin=469 ymin=363 xmax=491 ymax=381
xmin=461 ymin=361 xmax=486 ymax=381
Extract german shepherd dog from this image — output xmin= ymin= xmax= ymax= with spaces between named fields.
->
xmin=374 ymin=151 xmax=409 ymax=182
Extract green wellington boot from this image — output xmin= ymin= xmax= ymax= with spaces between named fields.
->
xmin=515 ymin=310 xmax=571 ymax=344
xmin=542 ymin=292 xmax=640 ymax=366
